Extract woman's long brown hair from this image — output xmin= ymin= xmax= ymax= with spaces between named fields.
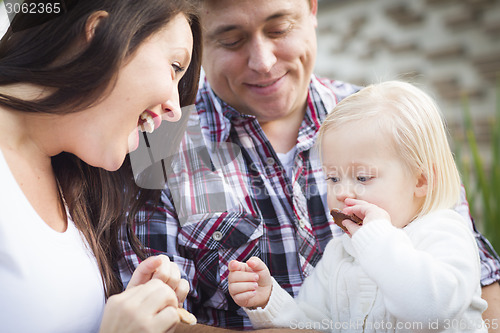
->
xmin=0 ymin=0 xmax=202 ymax=298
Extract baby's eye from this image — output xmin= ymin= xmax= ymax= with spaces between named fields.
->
xmin=357 ymin=176 xmax=372 ymax=182
xmin=327 ymin=176 xmax=340 ymax=183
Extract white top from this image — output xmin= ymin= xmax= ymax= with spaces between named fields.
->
xmin=246 ymin=210 xmax=488 ymax=332
xmin=276 ymin=147 xmax=297 ymax=180
xmin=0 ymin=150 xmax=105 ymax=333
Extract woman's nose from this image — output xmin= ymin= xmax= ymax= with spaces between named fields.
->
xmin=162 ymin=86 xmax=181 ymax=122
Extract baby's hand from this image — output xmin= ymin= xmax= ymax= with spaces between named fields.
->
xmin=342 ymin=198 xmax=390 ymax=236
xmin=228 ymin=257 xmax=273 ymax=309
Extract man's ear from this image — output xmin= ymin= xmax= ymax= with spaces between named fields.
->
xmin=310 ymin=0 xmax=318 ymax=27
xmin=85 ymin=11 xmax=109 ymax=42
xmin=414 ymin=171 xmax=429 ymax=198
xmin=310 ymin=0 xmax=318 ymax=16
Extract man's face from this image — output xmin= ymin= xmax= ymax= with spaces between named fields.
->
xmin=201 ymin=0 xmax=318 ymax=123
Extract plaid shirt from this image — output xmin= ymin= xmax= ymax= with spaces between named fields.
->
xmin=119 ymin=75 xmax=500 ymax=330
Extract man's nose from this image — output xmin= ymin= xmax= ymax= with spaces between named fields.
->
xmin=248 ymin=35 xmax=277 ymax=73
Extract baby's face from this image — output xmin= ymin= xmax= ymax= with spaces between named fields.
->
xmin=321 ymin=122 xmax=422 ymax=229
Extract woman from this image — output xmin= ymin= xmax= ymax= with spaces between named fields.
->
xmin=0 ymin=0 xmax=201 ymax=332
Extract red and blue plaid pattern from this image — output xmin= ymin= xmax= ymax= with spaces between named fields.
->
xmin=119 ymin=76 xmax=500 ymax=330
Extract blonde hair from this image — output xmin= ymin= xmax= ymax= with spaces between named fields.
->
xmin=317 ymin=81 xmax=461 ymax=218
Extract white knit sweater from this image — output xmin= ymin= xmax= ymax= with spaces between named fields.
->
xmin=245 ymin=209 xmax=487 ymax=332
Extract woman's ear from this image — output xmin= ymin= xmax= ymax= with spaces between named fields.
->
xmin=85 ymin=11 xmax=109 ymax=42
xmin=414 ymin=171 xmax=429 ymax=198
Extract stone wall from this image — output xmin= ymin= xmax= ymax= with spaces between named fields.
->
xmin=315 ymin=0 xmax=500 ymax=146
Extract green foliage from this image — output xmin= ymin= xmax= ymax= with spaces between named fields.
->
xmin=455 ymin=79 xmax=500 ymax=253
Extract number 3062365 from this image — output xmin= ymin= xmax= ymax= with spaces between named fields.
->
xmin=5 ymin=2 xmax=61 ymax=15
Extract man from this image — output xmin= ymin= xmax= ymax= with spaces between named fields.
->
xmin=120 ymin=0 xmax=500 ymax=331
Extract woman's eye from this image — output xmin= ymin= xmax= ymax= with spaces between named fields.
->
xmin=172 ymin=61 xmax=185 ymax=74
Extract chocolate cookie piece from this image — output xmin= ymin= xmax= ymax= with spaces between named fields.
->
xmin=330 ymin=208 xmax=363 ymax=233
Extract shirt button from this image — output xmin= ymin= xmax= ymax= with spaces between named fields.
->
xmin=299 ymin=219 xmax=306 ymax=229
xmin=212 ymin=231 xmax=223 ymax=241
xmin=266 ymin=157 xmax=275 ymax=166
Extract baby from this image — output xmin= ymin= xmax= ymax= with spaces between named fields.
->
xmin=228 ymin=81 xmax=487 ymax=332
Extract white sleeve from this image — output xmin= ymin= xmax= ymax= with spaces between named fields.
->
xmin=245 ymin=239 xmax=342 ymax=331
xmin=351 ymin=210 xmax=483 ymax=323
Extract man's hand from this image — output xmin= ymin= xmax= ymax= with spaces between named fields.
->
xmin=482 ymin=282 xmax=500 ymax=333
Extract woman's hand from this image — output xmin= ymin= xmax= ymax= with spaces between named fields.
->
xmin=128 ymin=255 xmax=189 ymax=304
xmin=99 ymin=279 xmax=180 ymax=333
xmin=99 ymin=255 xmax=190 ymax=333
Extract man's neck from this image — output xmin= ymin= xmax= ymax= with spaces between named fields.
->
xmin=259 ymin=106 xmax=306 ymax=154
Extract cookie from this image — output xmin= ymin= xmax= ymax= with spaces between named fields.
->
xmin=330 ymin=208 xmax=363 ymax=233
xmin=176 ymin=307 xmax=197 ymax=325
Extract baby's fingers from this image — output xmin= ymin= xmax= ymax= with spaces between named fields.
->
xmin=246 ymin=257 xmax=267 ymax=273
xmin=228 ymin=282 xmax=258 ymax=308
xmin=343 ymin=219 xmax=362 ymax=237
xmin=228 ymin=281 xmax=258 ymax=297
xmin=228 ymin=260 xmax=250 ymax=272
xmin=228 ymin=270 xmax=259 ymax=284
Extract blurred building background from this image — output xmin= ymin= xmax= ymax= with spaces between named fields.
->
xmin=315 ymin=0 xmax=500 ymax=236
xmin=315 ymin=0 xmax=500 ymax=143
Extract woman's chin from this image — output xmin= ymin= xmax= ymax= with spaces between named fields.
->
xmin=86 ymin=154 xmax=124 ymax=172
xmin=128 ymin=128 xmax=140 ymax=153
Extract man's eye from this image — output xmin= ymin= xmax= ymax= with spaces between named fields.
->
xmin=267 ymin=22 xmax=292 ymax=37
xmin=269 ymin=29 xmax=287 ymax=36
xmin=219 ymin=38 xmax=243 ymax=49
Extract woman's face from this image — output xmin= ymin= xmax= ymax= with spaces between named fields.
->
xmin=62 ymin=13 xmax=193 ymax=171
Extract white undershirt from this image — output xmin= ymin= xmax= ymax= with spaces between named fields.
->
xmin=0 ymin=150 xmax=105 ymax=333
xmin=276 ymin=147 xmax=297 ymax=180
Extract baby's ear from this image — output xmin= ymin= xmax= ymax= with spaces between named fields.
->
xmin=414 ymin=171 xmax=428 ymax=198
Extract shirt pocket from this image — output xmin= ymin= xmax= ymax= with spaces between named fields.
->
xmin=178 ymin=211 xmax=263 ymax=310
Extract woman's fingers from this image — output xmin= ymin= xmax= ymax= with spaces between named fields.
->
xmin=127 ymin=255 xmax=190 ymax=311
xmin=127 ymin=256 xmax=162 ymax=289
xmin=152 ymin=255 xmax=181 ymax=289
xmin=152 ymin=306 xmax=180 ymax=333
xmin=99 ymin=279 xmax=179 ymax=333
xmin=140 ymin=279 xmax=179 ymax=314
xmin=174 ymin=278 xmax=190 ymax=304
